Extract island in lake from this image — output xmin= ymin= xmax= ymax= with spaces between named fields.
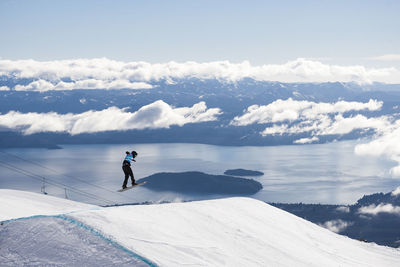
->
xmin=224 ymin=169 xmax=264 ymax=176
xmin=138 ymin=171 xmax=262 ymax=195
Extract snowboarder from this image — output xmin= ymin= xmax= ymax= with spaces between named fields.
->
xmin=122 ymin=151 xmax=138 ymax=189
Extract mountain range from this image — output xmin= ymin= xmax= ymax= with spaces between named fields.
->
xmin=1 ymin=78 xmax=400 ymax=148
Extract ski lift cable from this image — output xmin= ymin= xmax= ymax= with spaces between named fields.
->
xmin=0 ymin=150 xmax=136 ymax=202
xmin=0 ymin=161 xmax=113 ymax=205
xmin=0 ymin=160 xmax=115 ymax=205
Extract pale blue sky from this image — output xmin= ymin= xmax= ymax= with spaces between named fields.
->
xmin=1 ymin=0 xmax=399 ymax=67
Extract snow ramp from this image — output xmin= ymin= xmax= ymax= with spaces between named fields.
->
xmin=71 ymin=197 xmax=400 ymax=266
xmin=0 ymin=216 xmax=150 ymax=266
xmin=1 ymin=190 xmax=400 ymax=266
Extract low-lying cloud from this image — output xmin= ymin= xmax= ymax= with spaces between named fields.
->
xmin=230 ymin=98 xmax=389 ymax=144
xmin=0 ymin=58 xmax=399 ymax=92
xmin=355 ymin=124 xmax=400 ymax=177
xmin=0 ymin=100 xmax=222 ymax=135
xmin=358 ymin=204 xmax=400 ymax=216
xmin=320 ymin=219 xmax=353 ymax=233
xmin=231 ymin=98 xmax=382 ymax=126
xmin=392 ymin=187 xmax=400 ymax=196
xmin=335 ymin=206 xmax=350 ymax=213
xmin=369 ymin=54 xmax=400 ymax=62
xmin=14 ymin=79 xmax=153 ymax=92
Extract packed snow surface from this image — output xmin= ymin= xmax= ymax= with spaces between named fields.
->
xmin=0 ymin=189 xmax=96 ymax=220
xmin=1 ymin=217 xmax=147 ymax=266
xmin=1 ymin=190 xmax=400 ymax=266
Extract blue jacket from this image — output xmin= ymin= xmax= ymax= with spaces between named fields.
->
xmin=123 ymin=153 xmax=135 ymax=166
xmin=124 ymin=153 xmax=134 ymax=162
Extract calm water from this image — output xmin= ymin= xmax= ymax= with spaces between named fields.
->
xmin=0 ymin=141 xmax=398 ymax=205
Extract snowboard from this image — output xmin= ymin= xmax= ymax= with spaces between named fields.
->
xmin=117 ymin=181 xmax=147 ymax=192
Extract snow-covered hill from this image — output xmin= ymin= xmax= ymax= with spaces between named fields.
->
xmin=1 ymin=189 xmax=399 ymax=266
xmin=0 ymin=189 xmax=96 ymax=220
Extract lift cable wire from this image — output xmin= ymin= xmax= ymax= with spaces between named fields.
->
xmin=0 ymin=160 xmax=115 ymax=205
xmin=0 ymin=160 xmax=114 ymax=205
xmin=0 ymin=150 xmax=136 ymax=202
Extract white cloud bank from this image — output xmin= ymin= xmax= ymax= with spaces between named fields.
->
xmin=369 ymin=54 xmax=400 ymax=62
xmin=231 ymin=98 xmax=389 ymax=144
xmin=358 ymin=204 xmax=400 ymax=216
xmin=355 ymin=123 xmax=400 ymax=177
xmin=320 ymin=219 xmax=353 ymax=233
xmin=0 ymin=58 xmax=399 ymax=92
xmin=0 ymin=101 xmax=221 ymax=135
xmin=231 ymin=98 xmax=383 ymax=126
xmin=336 ymin=206 xmax=350 ymax=213
xmin=14 ymin=79 xmax=153 ymax=92
xmin=392 ymin=187 xmax=400 ymax=196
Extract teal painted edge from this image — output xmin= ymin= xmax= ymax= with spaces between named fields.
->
xmin=1 ymin=214 xmax=158 ymax=267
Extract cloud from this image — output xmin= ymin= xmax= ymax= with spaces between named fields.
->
xmin=335 ymin=206 xmax=350 ymax=213
xmin=231 ymin=98 xmax=383 ymax=126
xmin=231 ymin=98 xmax=389 ymax=144
xmin=0 ymin=86 xmax=9 ymax=91
xmin=319 ymin=219 xmax=353 ymax=233
xmin=354 ymin=123 xmax=400 ymax=177
xmin=0 ymin=101 xmax=222 ymax=135
xmin=369 ymin=54 xmax=400 ymax=62
xmin=358 ymin=204 xmax=400 ymax=215
xmin=294 ymin=136 xmax=319 ymax=144
xmin=316 ymin=114 xmax=390 ymax=135
xmin=231 ymin=99 xmax=310 ymax=126
xmin=14 ymin=79 xmax=153 ymax=92
xmin=392 ymin=187 xmax=400 ymax=196
xmin=0 ymin=58 xmax=399 ymax=92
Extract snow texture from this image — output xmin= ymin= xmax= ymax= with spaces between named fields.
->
xmin=71 ymin=198 xmax=400 ymax=267
xmin=1 ymin=190 xmax=400 ymax=266
xmin=0 ymin=217 xmax=147 ymax=266
xmin=0 ymin=189 xmax=96 ymax=221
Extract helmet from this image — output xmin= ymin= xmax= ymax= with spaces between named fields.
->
xmin=131 ymin=151 xmax=138 ymax=157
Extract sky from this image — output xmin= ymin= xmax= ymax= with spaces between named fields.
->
xmin=1 ymin=0 xmax=400 ymax=68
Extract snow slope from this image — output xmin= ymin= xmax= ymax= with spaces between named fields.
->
xmin=73 ymin=198 xmax=400 ymax=267
xmin=1 ymin=217 xmax=148 ymax=266
xmin=1 ymin=190 xmax=400 ymax=266
xmin=0 ymin=189 xmax=96 ymax=221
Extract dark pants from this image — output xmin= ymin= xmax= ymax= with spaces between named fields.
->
xmin=122 ymin=165 xmax=135 ymax=187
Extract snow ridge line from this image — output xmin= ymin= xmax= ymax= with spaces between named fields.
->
xmin=1 ymin=214 xmax=158 ymax=267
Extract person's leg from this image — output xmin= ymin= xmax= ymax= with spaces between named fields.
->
xmin=122 ymin=166 xmax=129 ymax=188
xmin=129 ymin=167 xmax=136 ymax=185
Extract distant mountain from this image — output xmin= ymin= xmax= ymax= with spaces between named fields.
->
xmin=1 ymin=78 xmax=400 ymax=148
xmin=355 ymin=191 xmax=400 ymax=207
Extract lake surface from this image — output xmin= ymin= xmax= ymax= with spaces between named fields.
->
xmin=0 ymin=141 xmax=398 ymax=205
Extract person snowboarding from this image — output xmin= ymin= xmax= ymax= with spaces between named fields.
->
xmin=122 ymin=151 xmax=138 ymax=189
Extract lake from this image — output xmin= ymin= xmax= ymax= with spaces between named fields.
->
xmin=0 ymin=141 xmax=398 ymax=205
